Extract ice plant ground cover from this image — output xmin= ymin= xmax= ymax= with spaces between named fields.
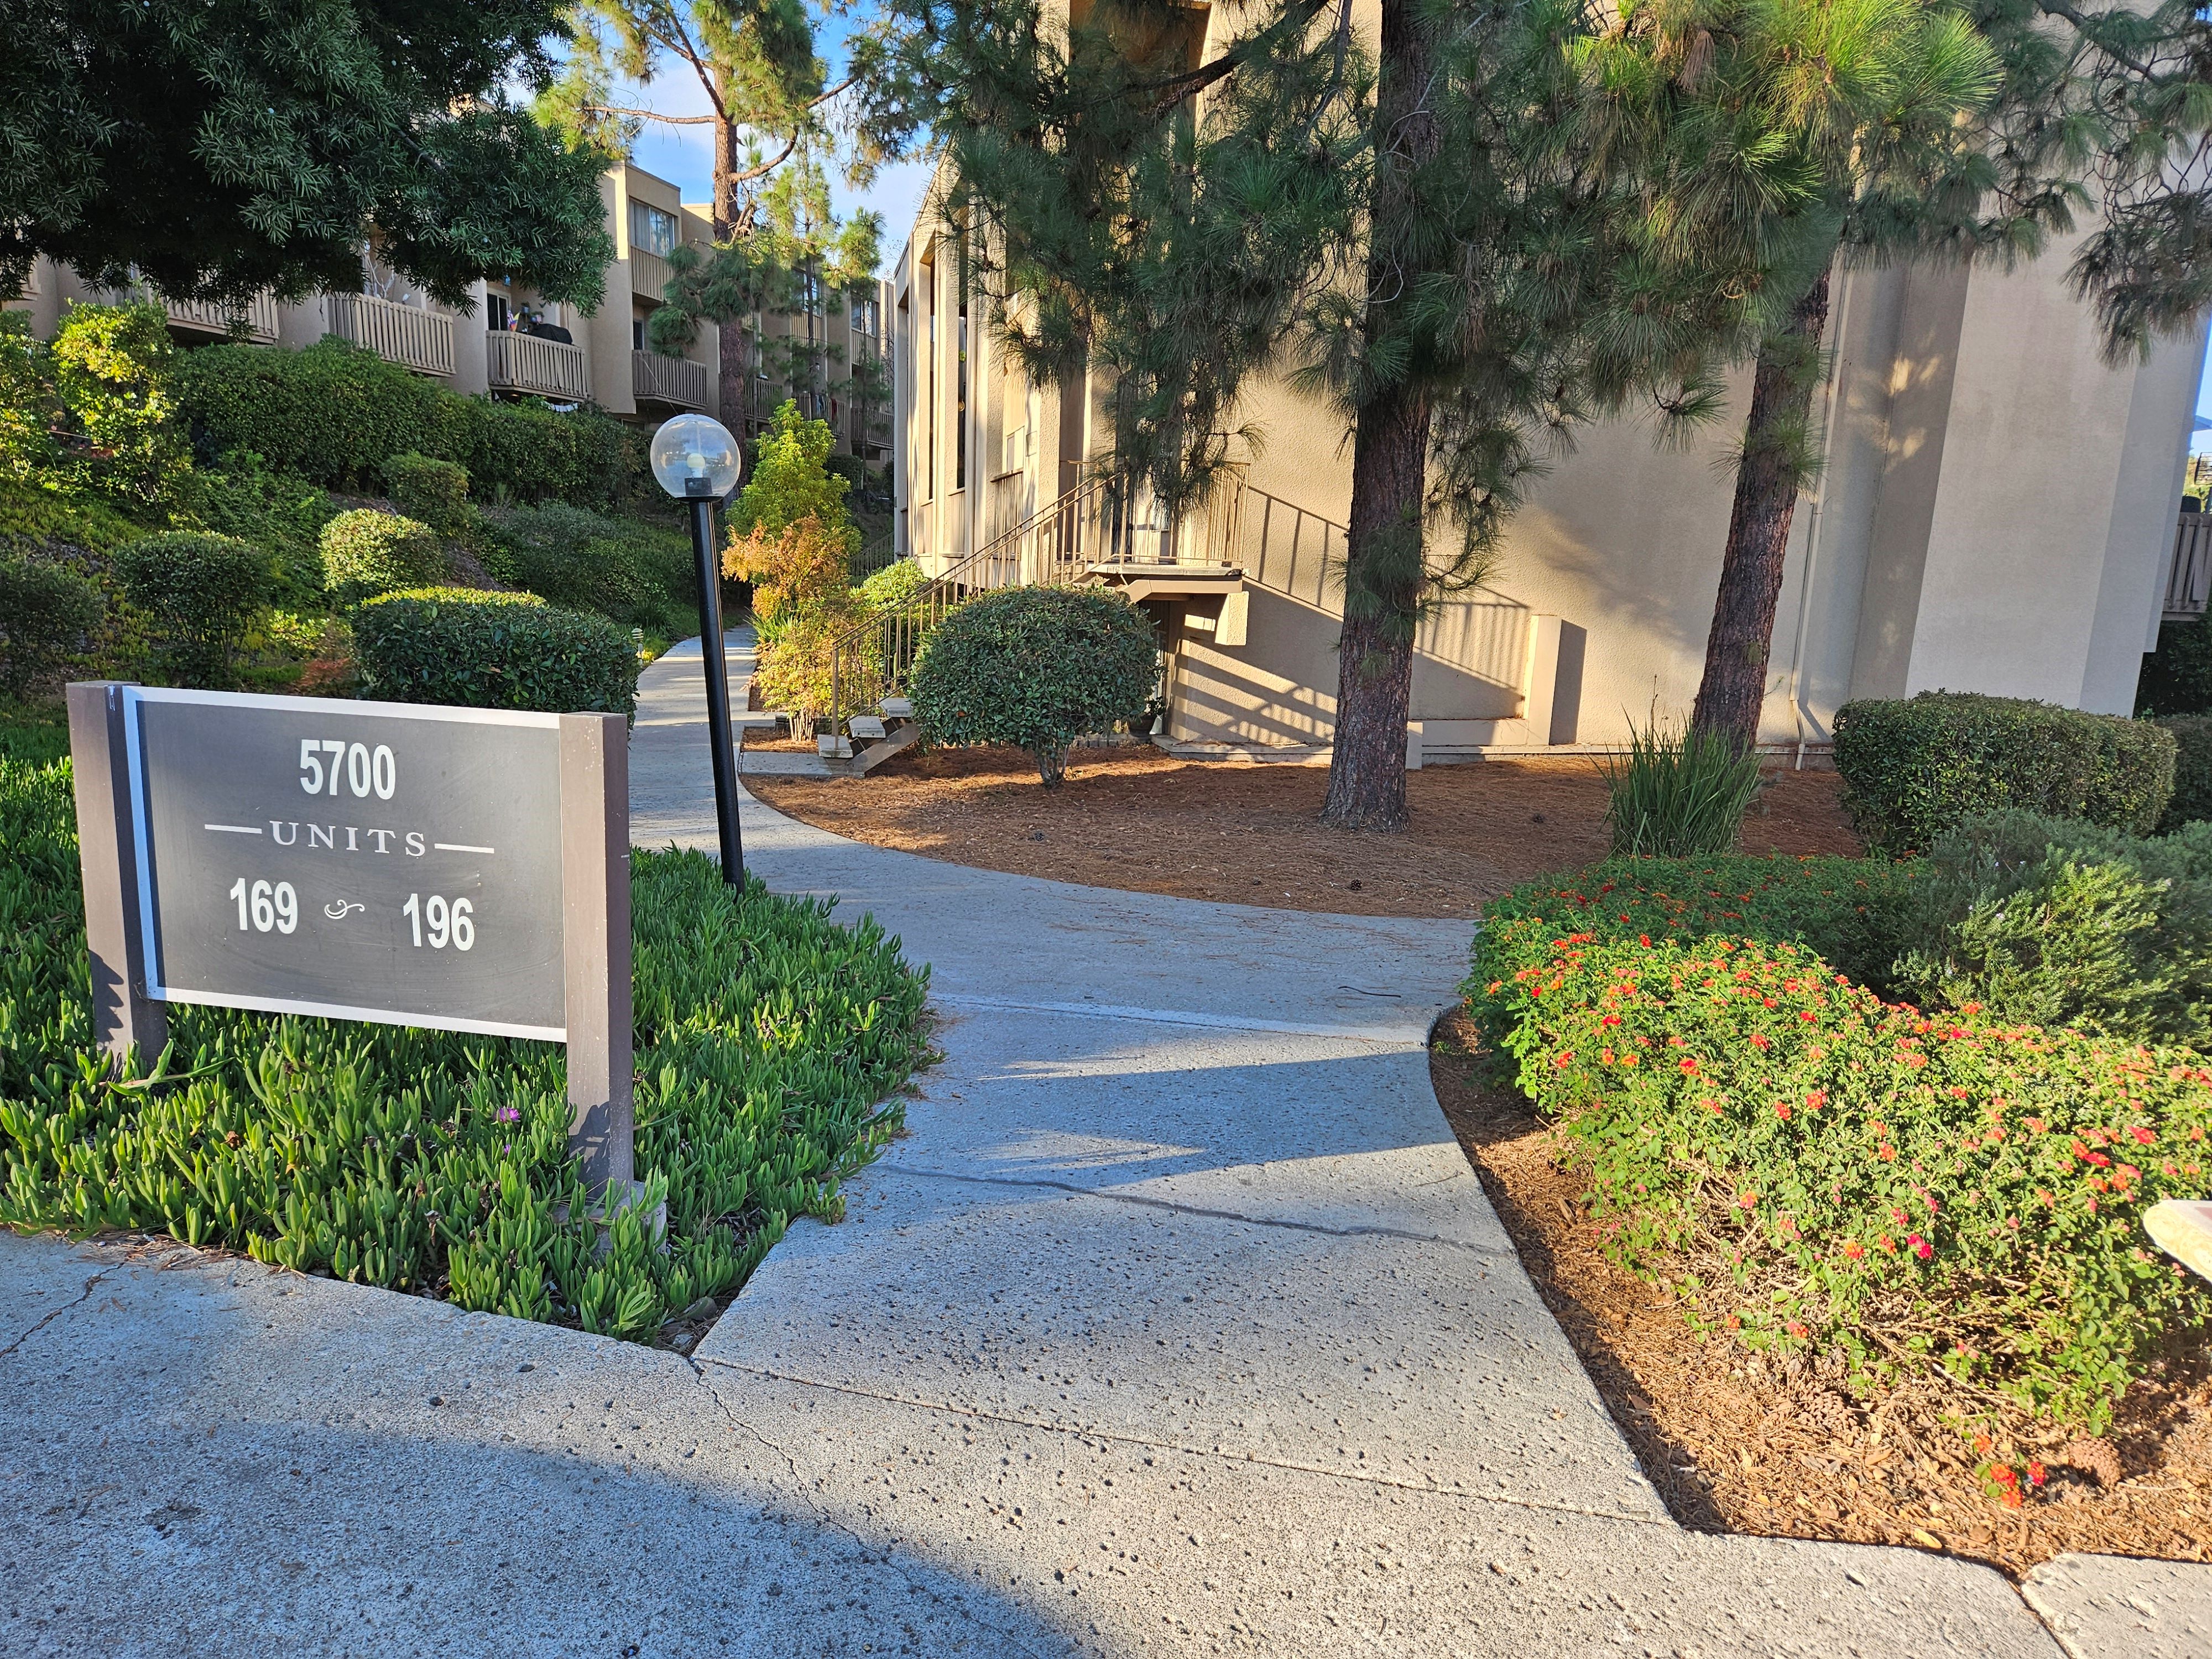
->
xmin=1467 ymin=921 xmax=2212 ymax=1452
xmin=0 ymin=750 xmax=930 ymax=1342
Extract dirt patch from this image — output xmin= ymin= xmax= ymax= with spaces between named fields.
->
xmin=1428 ymin=1008 xmax=2212 ymax=1577
xmin=747 ymin=747 xmax=1863 ymax=919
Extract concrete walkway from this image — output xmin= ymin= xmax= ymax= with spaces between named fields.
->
xmin=0 ymin=635 xmax=2196 ymax=1656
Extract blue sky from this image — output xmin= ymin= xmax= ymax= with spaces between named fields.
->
xmin=2197 ymin=336 xmax=2212 ymax=453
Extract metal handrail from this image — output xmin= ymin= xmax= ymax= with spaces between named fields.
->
xmin=820 ymin=472 xmax=1352 ymax=743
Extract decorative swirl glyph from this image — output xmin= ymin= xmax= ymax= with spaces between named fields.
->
xmin=324 ymin=900 xmax=366 ymax=920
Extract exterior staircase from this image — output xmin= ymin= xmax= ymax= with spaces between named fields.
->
xmin=821 ymin=473 xmax=1331 ymax=769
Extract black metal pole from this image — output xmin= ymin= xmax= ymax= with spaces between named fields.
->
xmin=688 ymin=487 xmax=745 ymax=886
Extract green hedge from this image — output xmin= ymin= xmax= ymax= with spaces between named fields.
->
xmin=0 ymin=754 xmax=928 ymax=1339
xmin=1470 ymin=927 xmax=2211 ymax=1432
xmin=0 ymin=559 xmax=103 ymax=695
xmin=2138 ymin=620 xmax=2212 ymax=718
xmin=2160 ymin=716 xmax=2212 ymax=831
xmin=479 ymin=502 xmax=695 ymax=633
xmin=910 ymin=585 xmax=1159 ymax=786
xmin=353 ymin=587 xmax=639 ymax=716
xmin=172 ymin=339 xmax=642 ymax=508
xmin=383 ymin=452 xmax=472 ymax=535
xmin=319 ymin=509 xmax=446 ymax=607
xmin=1833 ymin=691 xmax=2176 ymax=854
xmin=112 ymin=530 xmax=273 ymax=686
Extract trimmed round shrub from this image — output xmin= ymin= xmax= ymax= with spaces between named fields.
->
xmin=383 ymin=452 xmax=472 ymax=535
xmin=353 ymin=587 xmax=639 ymax=716
xmin=910 ymin=586 xmax=1159 ymax=786
xmin=0 ymin=558 xmax=103 ymax=694
xmin=320 ymin=509 xmax=447 ymax=607
xmin=1833 ymin=691 xmax=2177 ymax=854
xmin=2159 ymin=714 xmax=2212 ymax=831
xmin=481 ymin=502 xmax=695 ymax=630
xmin=111 ymin=531 xmax=273 ymax=687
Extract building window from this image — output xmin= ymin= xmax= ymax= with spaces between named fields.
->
xmin=630 ymin=201 xmax=679 ymax=258
xmin=955 ymin=272 xmax=969 ymax=493
xmin=632 ymin=317 xmax=647 ymax=351
xmin=487 ymin=293 xmax=511 ymax=332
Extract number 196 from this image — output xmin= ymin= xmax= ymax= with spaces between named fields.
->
xmin=403 ymin=893 xmax=474 ymax=951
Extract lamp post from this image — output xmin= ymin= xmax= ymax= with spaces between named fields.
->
xmin=650 ymin=414 xmax=746 ymax=886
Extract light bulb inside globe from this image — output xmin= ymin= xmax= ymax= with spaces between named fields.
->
xmin=650 ymin=413 xmax=742 ymax=500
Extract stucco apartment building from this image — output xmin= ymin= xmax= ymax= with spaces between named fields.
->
xmin=11 ymin=161 xmax=892 ymax=463
xmin=889 ymin=59 xmax=2210 ymax=759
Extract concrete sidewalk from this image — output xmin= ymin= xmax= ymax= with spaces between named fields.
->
xmin=0 ymin=634 xmax=2197 ymax=1657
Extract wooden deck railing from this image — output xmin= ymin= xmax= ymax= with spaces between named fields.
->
xmin=2168 ymin=511 xmax=2212 ymax=622
xmin=325 ymin=293 xmax=455 ymax=376
xmin=630 ymin=249 xmax=674 ymax=302
xmin=161 ymin=293 xmax=280 ymax=343
xmin=486 ymin=330 xmax=591 ymax=401
xmin=632 ymin=349 xmax=709 ymax=410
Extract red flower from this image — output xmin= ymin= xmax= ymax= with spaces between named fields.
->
xmin=2027 ymin=1462 xmax=2047 ymax=1486
xmin=2131 ymin=1126 xmax=2156 ymax=1145
xmin=1908 ymin=1234 xmax=1933 ymax=1261
xmin=1842 ymin=1240 xmax=1865 ymax=1260
xmin=1553 ymin=1050 xmax=1575 ymax=1070
xmin=1749 ymin=1033 xmax=1771 ymax=1051
xmin=1680 ymin=1057 xmax=1699 ymax=1074
xmin=1601 ymin=1013 xmax=1621 ymax=1027
xmin=1775 ymin=1103 xmax=1792 ymax=1120
xmin=1799 ymin=1010 xmax=1818 ymax=1022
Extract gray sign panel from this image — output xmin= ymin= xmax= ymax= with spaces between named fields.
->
xmin=125 ymin=688 xmax=568 ymax=1040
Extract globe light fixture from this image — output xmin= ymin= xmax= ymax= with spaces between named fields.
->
xmin=649 ymin=412 xmax=742 ymax=500
xmin=653 ymin=413 xmax=747 ymax=885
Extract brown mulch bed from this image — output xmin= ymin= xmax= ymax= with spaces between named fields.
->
xmin=1430 ymin=1008 xmax=2212 ymax=1578
xmin=746 ymin=747 xmax=1864 ymax=919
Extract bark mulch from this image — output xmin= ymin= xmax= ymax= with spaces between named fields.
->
xmin=1429 ymin=1008 xmax=2212 ymax=1579
xmin=745 ymin=746 xmax=1865 ymax=920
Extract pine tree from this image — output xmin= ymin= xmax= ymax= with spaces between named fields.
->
xmin=874 ymin=0 xmax=1755 ymax=828
xmin=551 ymin=0 xmax=883 ymax=427
xmin=0 ymin=0 xmax=615 ymax=308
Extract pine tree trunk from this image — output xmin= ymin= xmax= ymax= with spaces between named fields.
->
xmin=1689 ymin=268 xmax=1833 ymax=752
xmin=712 ymin=112 xmax=749 ymax=435
xmin=1319 ymin=0 xmax=1437 ymax=833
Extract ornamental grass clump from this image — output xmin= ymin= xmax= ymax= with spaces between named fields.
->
xmin=1601 ymin=714 xmax=1763 ymax=857
xmin=0 ymin=754 xmax=930 ymax=1340
xmin=1469 ymin=929 xmax=2212 ymax=1430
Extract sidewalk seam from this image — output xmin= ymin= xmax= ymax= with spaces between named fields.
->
xmin=886 ymin=1164 xmax=1522 ymax=1258
xmin=696 ymin=1354 xmax=1671 ymax=1532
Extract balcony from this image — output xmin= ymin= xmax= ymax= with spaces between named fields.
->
xmin=325 ymin=292 xmax=454 ymax=375
xmin=630 ymin=248 xmax=674 ymax=302
xmin=161 ymin=292 xmax=279 ymax=343
xmin=486 ymin=329 xmax=591 ymax=401
xmin=632 ymin=349 xmax=709 ymax=411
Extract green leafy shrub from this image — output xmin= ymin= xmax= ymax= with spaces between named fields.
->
xmin=910 ymin=586 xmax=1159 ymax=785
xmin=111 ymin=531 xmax=273 ymax=686
xmin=319 ymin=509 xmax=447 ymax=606
xmin=0 ymin=754 xmax=928 ymax=1340
xmin=1602 ymin=716 xmax=1762 ymax=856
xmin=173 ymin=338 xmax=640 ymax=507
xmin=858 ymin=556 xmax=930 ymax=609
xmin=1834 ymin=691 xmax=2177 ymax=854
xmin=731 ymin=400 xmax=857 ymax=555
xmin=1 ymin=304 xmax=190 ymax=509
xmin=1890 ymin=811 xmax=2212 ymax=1046
xmin=0 ymin=559 xmax=103 ymax=695
xmin=382 ymin=452 xmax=472 ymax=536
xmin=1470 ymin=928 xmax=2212 ymax=1428
xmin=1472 ymin=854 xmax=1924 ymax=1019
xmin=2159 ymin=715 xmax=2212 ymax=830
xmin=354 ymin=587 xmax=639 ymax=716
xmin=2138 ymin=621 xmax=2212 ymax=718
xmin=187 ymin=453 xmax=338 ymax=605
xmin=481 ymin=502 xmax=694 ymax=632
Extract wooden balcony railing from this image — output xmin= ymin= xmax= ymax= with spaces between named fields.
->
xmin=162 ymin=293 xmax=279 ymax=343
xmin=325 ymin=292 xmax=454 ymax=376
xmin=486 ymin=330 xmax=591 ymax=401
xmin=632 ymin=349 xmax=709 ymax=410
xmin=630 ymin=248 xmax=674 ymax=302
xmin=2168 ymin=510 xmax=2212 ymax=622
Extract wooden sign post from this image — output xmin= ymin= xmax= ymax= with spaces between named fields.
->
xmin=67 ymin=683 xmax=635 ymax=1196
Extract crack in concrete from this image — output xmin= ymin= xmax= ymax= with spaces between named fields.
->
xmin=697 ymin=1353 xmax=1668 ymax=1532
xmin=683 ymin=1355 xmax=1075 ymax=1659
xmin=0 ymin=1273 xmax=106 ymax=1361
xmin=888 ymin=1164 xmax=1518 ymax=1258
